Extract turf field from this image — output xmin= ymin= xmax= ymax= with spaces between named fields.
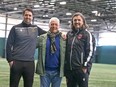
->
xmin=0 ymin=58 xmax=116 ymax=87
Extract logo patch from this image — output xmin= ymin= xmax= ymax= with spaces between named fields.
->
xmin=20 ymin=29 xmax=22 ymax=32
xmin=31 ymin=28 xmax=36 ymax=32
xmin=77 ymin=34 xmax=83 ymax=39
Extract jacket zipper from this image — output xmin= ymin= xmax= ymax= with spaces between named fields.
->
xmin=81 ymin=52 xmax=83 ymax=65
xmin=27 ymin=27 xmax=29 ymax=35
xmin=69 ymin=30 xmax=79 ymax=70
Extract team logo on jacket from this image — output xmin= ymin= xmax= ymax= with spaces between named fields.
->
xmin=20 ymin=29 xmax=22 ymax=32
xmin=31 ymin=27 xmax=36 ymax=32
xmin=77 ymin=34 xmax=83 ymax=39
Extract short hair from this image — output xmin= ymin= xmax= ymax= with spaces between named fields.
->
xmin=49 ymin=17 xmax=60 ymax=25
xmin=23 ymin=8 xmax=34 ymax=15
xmin=71 ymin=12 xmax=88 ymax=29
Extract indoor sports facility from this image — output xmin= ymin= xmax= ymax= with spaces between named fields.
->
xmin=0 ymin=0 xmax=116 ymax=87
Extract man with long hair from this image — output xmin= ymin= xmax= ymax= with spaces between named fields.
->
xmin=64 ymin=12 xmax=96 ymax=87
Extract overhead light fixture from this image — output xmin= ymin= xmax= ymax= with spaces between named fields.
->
xmin=91 ymin=19 xmax=97 ymax=22
xmin=14 ymin=7 xmax=17 ymax=10
xmin=50 ymin=2 xmax=55 ymax=5
xmin=51 ymin=0 xmax=56 ymax=2
xmin=43 ymin=15 xmax=48 ymax=17
xmin=91 ymin=0 xmax=99 ymax=1
xmin=68 ymin=21 xmax=71 ymax=24
xmin=39 ymin=2 xmax=42 ymax=4
xmin=112 ymin=7 xmax=116 ymax=8
xmin=97 ymin=13 xmax=101 ymax=16
xmin=59 ymin=1 xmax=66 ymax=5
xmin=92 ymin=10 xmax=99 ymax=16
xmin=34 ymin=5 xmax=40 ymax=8
xmin=66 ymin=12 xmax=72 ymax=16
xmin=92 ymin=10 xmax=98 ymax=14
xmin=47 ymin=4 xmax=54 ymax=7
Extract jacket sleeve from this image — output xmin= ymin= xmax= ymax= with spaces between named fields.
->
xmin=37 ymin=26 xmax=46 ymax=36
xmin=6 ymin=26 xmax=15 ymax=62
xmin=36 ymin=36 xmax=43 ymax=48
xmin=83 ymin=31 xmax=95 ymax=67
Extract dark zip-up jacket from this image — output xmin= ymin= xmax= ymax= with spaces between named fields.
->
xmin=65 ymin=28 xmax=95 ymax=70
xmin=6 ymin=21 xmax=46 ymax=62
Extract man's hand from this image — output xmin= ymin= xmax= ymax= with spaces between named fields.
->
xmin=9 ymin=61 xmax=14 ymax=68
xmin=61 ymin=32 xmax=67 ymax=40
xmin=82 ymin=67 xmax=87 ymax=73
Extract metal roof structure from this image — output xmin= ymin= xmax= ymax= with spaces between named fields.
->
xmin=0 ymin=0 xmax=116 ymax=32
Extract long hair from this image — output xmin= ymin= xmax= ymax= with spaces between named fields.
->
xmin=71 ymin=12 xmax=88 ymax=29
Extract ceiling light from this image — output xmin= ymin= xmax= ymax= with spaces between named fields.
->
xmin=92 ymin=10 xmax=98 ymax=14
xmin=112 ymin=7 xmax=116 ymax=8
xmin=92 ymin=10 xmax=99 ymax=16
xmin=97 ymin=13 xmax=101 ymax=16
xmin=34 ymin=5 xmax=40 ymax=8
xmin=51 ymin=0 xmax=56 ymax=2
xmin=68 ymin=21 xmax=71 ymax=24
xmin=91 ymin=0 xmax=99 ymax=1
xmin=50 ymin=2 xmax=55 ymax=5
xmin=43 ymin=15 xmax=48 ymax=17
xmin=59 ymin=1 xmax=66 ymax=5
xmin=47 ymin=5 xmax=54 ymax=7
xmin=66 ymin=12 xmax=72 ymax=16
xmin=91 ymin=19 xmax=97 ymax=22
xmin=14 ymin=7 xmax=17 ymax=10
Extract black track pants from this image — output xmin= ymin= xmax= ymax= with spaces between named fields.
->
xmin=10 ymin=60 xmax=35 ymax=87
xmin=65 ymin=69 xmax=88 ymax=87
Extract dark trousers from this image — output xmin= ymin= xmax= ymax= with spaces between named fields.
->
xmin=10 ymin=60 xmax=35 ymax=87
xmin=65 ymin=69 xmax=88 ymax=87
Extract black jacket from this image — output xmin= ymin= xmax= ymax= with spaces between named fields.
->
xmin=65 ymin=28 xmax=95 ymax=70
xmin=6 ymin=21 xmax=46 ymax=62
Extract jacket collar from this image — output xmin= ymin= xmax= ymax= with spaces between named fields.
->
xmin=22 ymin=21 xmax=31 ymax=27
